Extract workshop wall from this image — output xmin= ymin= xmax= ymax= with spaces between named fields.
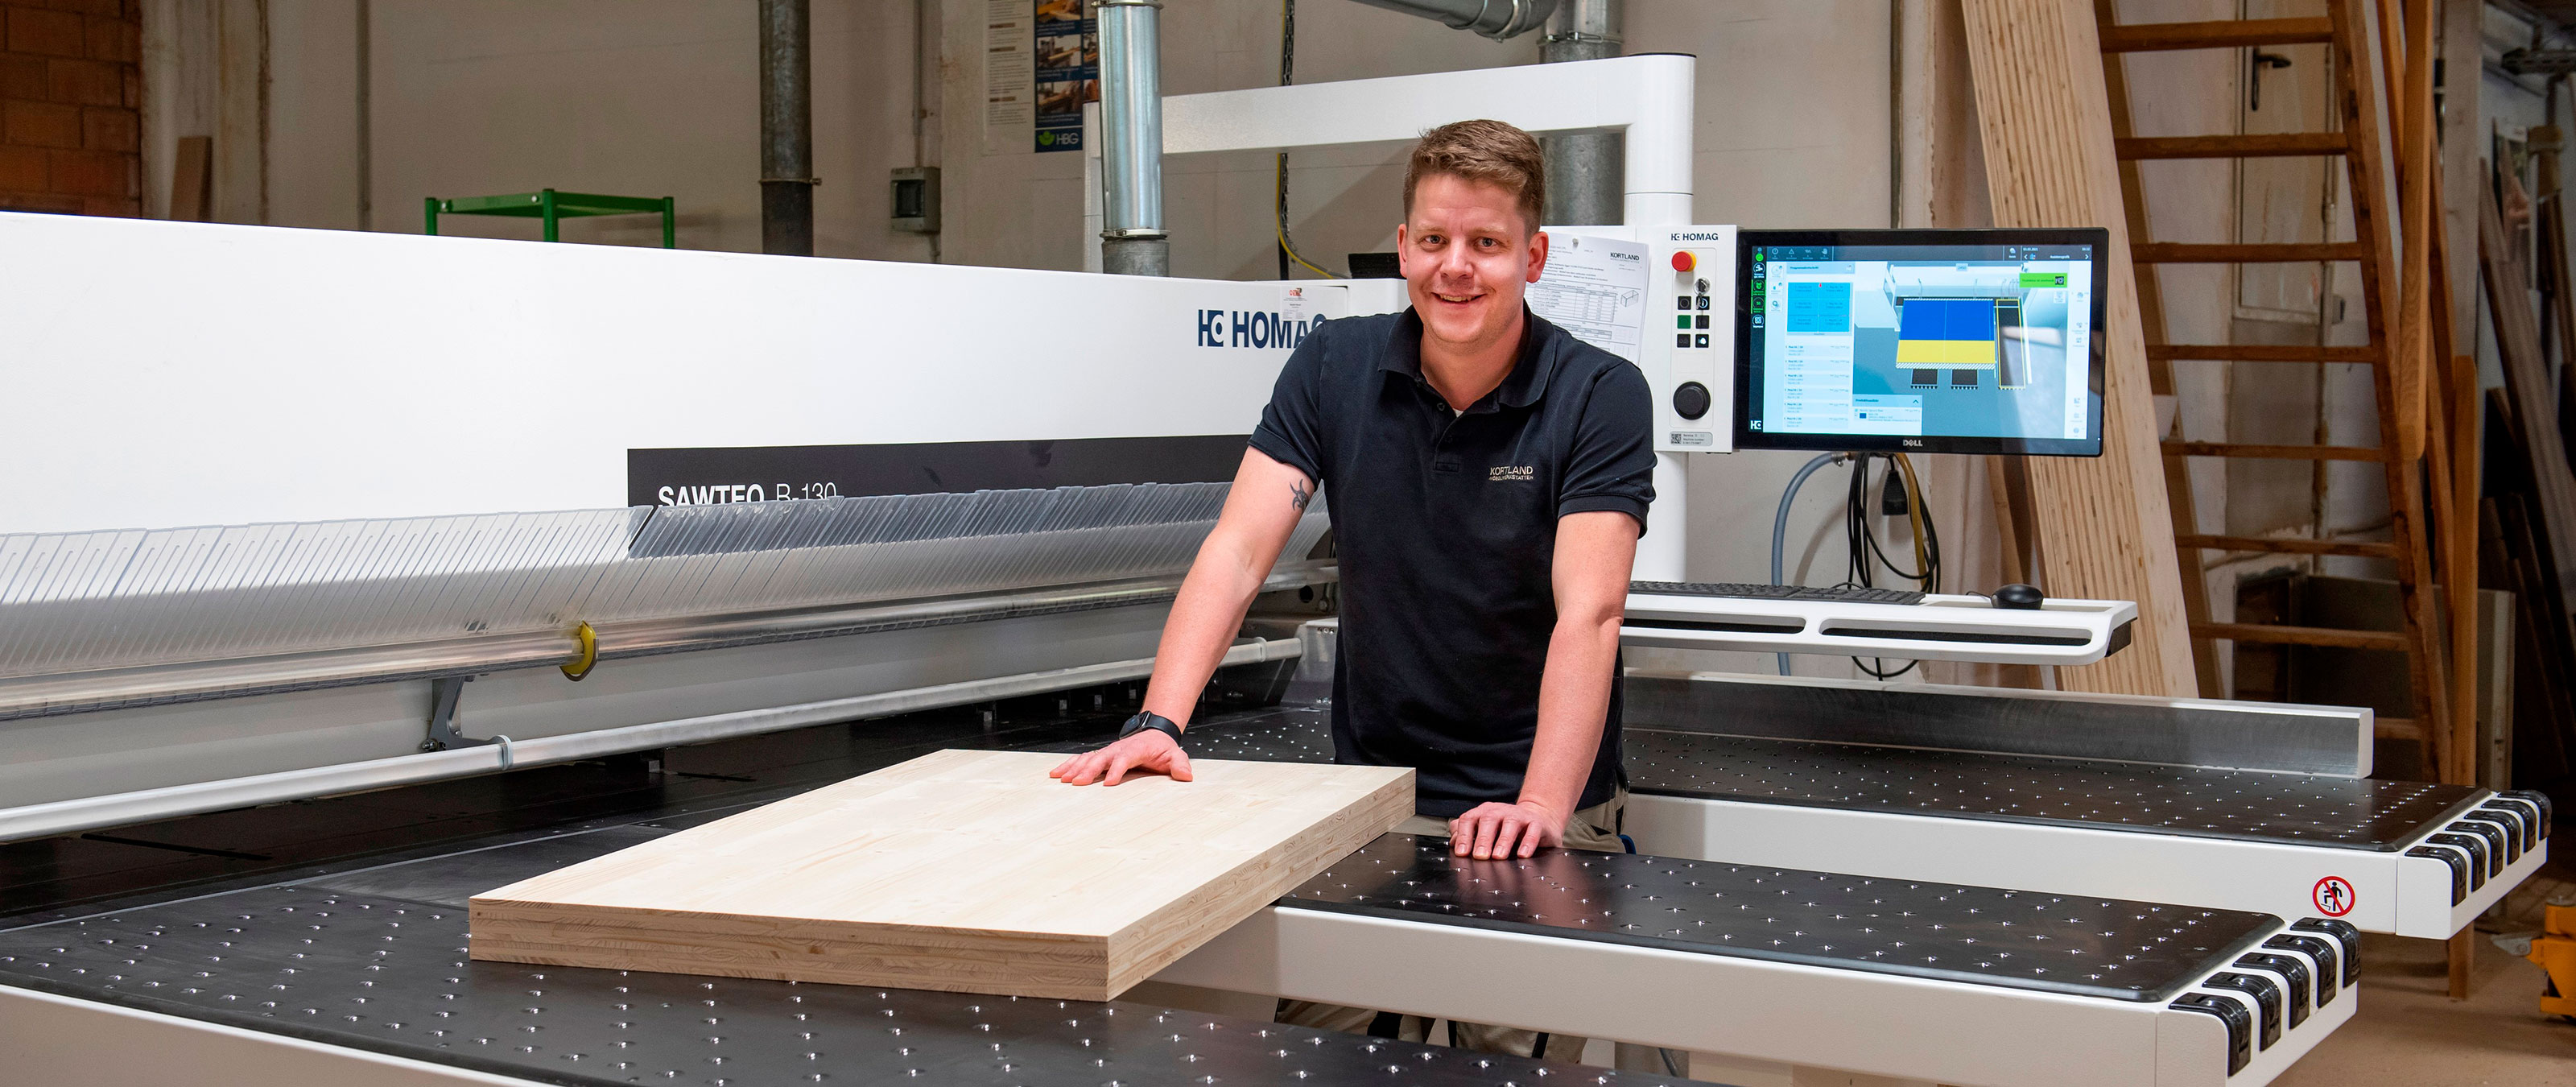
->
xmin=0 ymin=0 xmax=140 ymax=217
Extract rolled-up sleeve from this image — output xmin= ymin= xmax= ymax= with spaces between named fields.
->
xmin=1247 ymin=324 xmax=1331 ymax=484
xmin=1558 ymin=362 xmax=1656 ymax=535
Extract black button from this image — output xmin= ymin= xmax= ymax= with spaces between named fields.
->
xmin=1676 ymin=333 xmax=1690 ymax=348
xmin=1695 ymin=333 xmax=1710 ymax=348
xmin=1677 ymin=295 xmax=1692 ymax=309
xmin=1695 ymin=315 xmax=1710 ymax=329
xmin=1695 ymin=296 xmax=1711 ymax=310
xmin=1673 ymin=382 xmax=1711 ymax=420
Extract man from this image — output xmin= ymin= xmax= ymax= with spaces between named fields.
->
xmin=1050 ymin=120 xmax=1653 ymax=1060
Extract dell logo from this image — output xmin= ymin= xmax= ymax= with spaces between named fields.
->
xmin=1902 ymin=438 xmax=1923 ymax=448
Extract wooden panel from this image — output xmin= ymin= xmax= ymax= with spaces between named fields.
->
xmin=1961 ymin=0 xmax=2198 ymax=697
xmin=470 ymin=750 xmax=1412 ymax=1000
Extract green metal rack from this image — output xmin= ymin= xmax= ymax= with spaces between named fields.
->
xmin=424 ymin=189 xmax=676 ymax=247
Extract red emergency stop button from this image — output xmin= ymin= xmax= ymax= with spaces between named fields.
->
xmin=1671 ymin=250 xmax=1696 ymax=273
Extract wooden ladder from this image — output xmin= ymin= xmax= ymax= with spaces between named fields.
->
xmin=2095 ymin=2 xmax=2468 ymax=773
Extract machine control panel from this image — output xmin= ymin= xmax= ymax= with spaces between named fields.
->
xmin=1525 ymin=224 xmax=1737 ymax=453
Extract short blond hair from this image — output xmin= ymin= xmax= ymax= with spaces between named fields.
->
xmin=1403 ymin=119 xmax=1545 ymax=229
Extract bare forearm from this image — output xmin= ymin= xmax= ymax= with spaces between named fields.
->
xmin=1137 ymin=542 xmax=1270 ymax=726
xmin=1517 ymin=610 xmax=1622 ymax=820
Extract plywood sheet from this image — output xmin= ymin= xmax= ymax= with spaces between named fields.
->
xmin=1959 ymin=0 xmax=2198 ymax=696
xmin=469 ymin=750 xmax=1412 ymax=999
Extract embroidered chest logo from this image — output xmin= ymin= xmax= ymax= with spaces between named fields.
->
xmin=1488 ymin=465 xmax=1536 ymax=482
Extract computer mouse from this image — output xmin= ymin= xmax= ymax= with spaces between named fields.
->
xmin=1993 ymin=583 xmax=2046 ymax=610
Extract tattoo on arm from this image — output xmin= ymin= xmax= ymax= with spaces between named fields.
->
xmin=1290 ymin=482 xmax=1312 ymax=511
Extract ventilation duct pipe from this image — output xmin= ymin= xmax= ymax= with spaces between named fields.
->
xmin=1348 ymin=0 xmax=1558 ymax=40
xmin=1541 ymin=0 xmax=1620 ymax=225
xmin=1098 ymin=0 xmax=1168 ymax=275
xmin=759 ymin=0 xmax=815 ymax=256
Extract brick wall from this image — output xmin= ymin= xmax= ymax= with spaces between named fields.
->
xmin=0 ymin=0 xmax=138 ymax=217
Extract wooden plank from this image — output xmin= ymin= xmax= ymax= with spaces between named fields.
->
xmin=2161 ymin=440 xmax=2385 ymax=461
xmin=2098 ymin=17 xmax=2334 ymax=52
xmin=2373 ymin=716 xmax=2427 ymax=742
xmin=2191 ymin=622 xmax=2409 ymax=651
xmin=469 ymin=750 xmax=1412 ymax=1000
xmin=2146 ymin=343 xmax=2380 ymax=362
xmin=2478 ymin=184 xmax=2576 ymax=623
xmin=2335 ymin=0 xmax=2454 ymax=805
xmin=2129 ymin=241 xmax=2370 ymax=262
xmin=2174 ymin=534 xmax=2398 ymax=558
xmin=2095 ymin=0 xmax=2219 ymax=698
xmin=2114 ymin=132 xmax=2348 ymax=159
xmin=170 ymin=136 xmax=212 ymax=223
xmin=1961 ymin=0 xmax=2198 ymax=697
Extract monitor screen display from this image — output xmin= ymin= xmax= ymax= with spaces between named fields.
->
xmin=1734 ymin=228 xmax=2108 ymax=457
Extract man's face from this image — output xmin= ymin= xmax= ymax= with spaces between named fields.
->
xmin=1397 ymin=174 xmax=1548 ymax=358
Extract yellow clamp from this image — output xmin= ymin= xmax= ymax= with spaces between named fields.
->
xmin=560 ymin=621 xmax=599 ymax=681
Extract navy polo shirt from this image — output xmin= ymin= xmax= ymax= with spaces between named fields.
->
xmin=1249 ymin=306 xmax=1656 ymax=818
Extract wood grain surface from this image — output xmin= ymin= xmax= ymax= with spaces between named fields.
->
xmin=1959 ymin=0 xmax=2198 ymax=696
xmin=469 ymin=750 xmax=1413 ymax=999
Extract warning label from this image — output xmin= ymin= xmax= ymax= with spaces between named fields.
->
xmin=2312 ymin=875 xmax=2355 ymax=918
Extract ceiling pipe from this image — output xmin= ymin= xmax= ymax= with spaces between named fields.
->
xmin=759 ymin=0 xmax=815 ymax=256
xmin=1540 ymin=0 xmax=1621 ymax=225
xmin=1098 ymin=0 xmax=1169 ymax=276
xmin=1349 ymin=0 xmax=1558 ymax=40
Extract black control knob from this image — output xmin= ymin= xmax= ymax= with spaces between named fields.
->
xmin=1673 ymin=382 xmax=1712 ymax=420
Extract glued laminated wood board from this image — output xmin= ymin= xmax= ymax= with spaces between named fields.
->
xmin=1959 ymin=0 xmax=2197 ymax=697
xmin=469 ymin=750 xmax=1412 ymax=1000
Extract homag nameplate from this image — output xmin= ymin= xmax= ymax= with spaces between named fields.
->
xmin=469 ymin=750 xmax=1413 ymax=999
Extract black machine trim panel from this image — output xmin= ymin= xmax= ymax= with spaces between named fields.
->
xmin=2425 ymin=833 xmax=2490 ymax=891
xmin=2167 ymin=994 xmax=2255 ymax=1074
xmin=1631 ymin=581 xmax=1928 ymax=606
xmin=2263 ymin=934 xmax=2339 ymax=1006
xmin=2290 ymin=919 xmax=2362 ymax=987
xmin=2476 ymin=802 xmax=2536 ymax=853
xmin=2201 ymin=972 xmax=2284 ymax=1049
xmin=2407 ymin=845 xmax=2470 ymax=905
xmin=2232 ymin=953 xmax=2312 ymax=1028
xmin=2449 ymin=818 xmax=2512 ymax=871
xmin=627 ymin=434 xmax=1253 ymax=506
xmin=1278 ymin=834 xmax=2281 ymax=1002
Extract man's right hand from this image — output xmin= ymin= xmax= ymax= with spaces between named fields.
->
xmin=1049 ymin=729 xmax=1194 ymax=786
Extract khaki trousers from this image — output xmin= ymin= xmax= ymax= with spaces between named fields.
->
xmin=1275 ymin=789 xmax=1629 ymax=1064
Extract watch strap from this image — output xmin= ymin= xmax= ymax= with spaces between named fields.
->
xmin=1120 ymin=710 xmax=1184 ymax=743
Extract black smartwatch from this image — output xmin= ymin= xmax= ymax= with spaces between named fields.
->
xmin=1118 ymin=710 xmax=1184 ymax=745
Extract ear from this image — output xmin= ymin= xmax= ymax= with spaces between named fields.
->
xmin=1525 ymin=228 xmax=1550 ymax=283
xmin=1396 ymin=222 xmax=1413 ymax=278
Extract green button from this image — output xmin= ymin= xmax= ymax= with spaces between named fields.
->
xmin=1678 ymin=316 xmax=1692 ymax=329
xmin=2020 ymin=271 xmax=2067 ymax=287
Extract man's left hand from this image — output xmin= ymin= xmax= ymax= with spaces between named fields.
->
xmin=1448 ymin=800 xmax=1565 ymax=860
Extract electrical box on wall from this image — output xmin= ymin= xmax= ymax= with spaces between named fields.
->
xmin=1532 ymin=225 xmax=1737 ymax=454
xmin=890 ymin=167 xmax=940 ymax=234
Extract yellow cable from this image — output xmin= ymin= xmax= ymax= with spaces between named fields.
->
xmin=1275 ymin=153 xmax=1340 ymax=279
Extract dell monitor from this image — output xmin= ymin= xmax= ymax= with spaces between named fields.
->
xmin=1734 ymin=228 xmax=2109 ymax=457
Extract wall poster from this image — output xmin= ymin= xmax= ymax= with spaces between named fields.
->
xmin=1033 ymin=0 xmax=1097 ymax=153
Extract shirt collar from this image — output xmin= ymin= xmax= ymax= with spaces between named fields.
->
xmin=1377 ymin=305 xmax=1558 ymax=412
